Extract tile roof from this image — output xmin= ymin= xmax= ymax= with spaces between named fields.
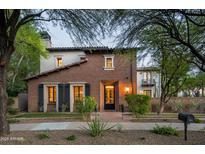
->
xmin=46 ymin=46 xmax=137 ymax=52
xmin=25 ymin=59 xmax=88 ymax=81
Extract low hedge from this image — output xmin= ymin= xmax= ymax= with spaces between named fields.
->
xmin=125 ymin=94 xmax=151 ymax=117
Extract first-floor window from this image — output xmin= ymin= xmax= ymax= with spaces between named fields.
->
xmin=143 ymin=90 xmax=151 ymax=97
xmin=73 ymin=86 xmax=84 ymax=112
xmin=73 ymin=86 xmax=84 ymax=102
xmin=48 ymin=86 xmax=56 ymax=104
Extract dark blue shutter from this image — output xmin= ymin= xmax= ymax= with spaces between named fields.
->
xmin=65 ymin=84 xmax=70 ymax=112
xmin=58 ymin=84 xmax=64 ymax=112
xmin=38 ymin=84 xmax=44 ymax=112
xmin=85 ymin=83 xmax=90 ymax=96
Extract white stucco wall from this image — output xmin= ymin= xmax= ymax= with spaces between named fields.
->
xmin=40 ymin=51 xmax=86 ymax=73
xmin=136 ymin=70 xmax=161 ymax=98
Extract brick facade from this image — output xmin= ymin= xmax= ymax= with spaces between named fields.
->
xmin=27 ymin=53 xmax=136 ymax=112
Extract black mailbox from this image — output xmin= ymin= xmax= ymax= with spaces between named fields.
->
xmin=178 ymin=113 xmax=195 ymax=123
xmin=178 ymin=113 xmax=195 ymax=141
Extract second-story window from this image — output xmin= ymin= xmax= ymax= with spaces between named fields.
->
xmin=104 ymin=55 xmax=115 ymax=70
xmin=56 ymin=57 xmax=63 ymax=67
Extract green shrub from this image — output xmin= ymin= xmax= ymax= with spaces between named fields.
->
xmin=8 ymin=97 xmax=15 ymax=106
xmin=37 ymin=132 xmax=50 ymax=140
xmin=66 ymin=135 xmax=77 ymax=141
xmin=82 ymin=117 xmax=115 ymax=137
xmin=8 ymin=107 xmax=19 ymax=115
xmin=125 ymin=94 xmax=151 ymax=117
xmin=151 ymin=125 xmax=179 ymax=136
xmin=195 ymin=118 xmax=202 ymax=123
xmin=76 ymin=96 xmax=97 ymax=120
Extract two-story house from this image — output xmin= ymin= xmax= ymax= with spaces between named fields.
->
xmin=25 ymin=33 xmax=137 ymax=112
xmin=136 ymin=67 xmax=160 ymax=98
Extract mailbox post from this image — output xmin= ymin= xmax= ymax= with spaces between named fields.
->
xmin=121 ymin=104 xmax=124 ymax=120
xmin=178 ymin=113 xmax=195 ymax=141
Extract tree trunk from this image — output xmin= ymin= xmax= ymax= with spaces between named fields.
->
xmin=158 ymin=101 xmax=165 ymax=115
xmin=0 ymin=65 xmax=9 ymax=135
xmin=158 ymin=95 xmax=165 ymax=115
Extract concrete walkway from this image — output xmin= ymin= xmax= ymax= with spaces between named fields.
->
xmin=10 ymin=122 xmax=205 ymax=131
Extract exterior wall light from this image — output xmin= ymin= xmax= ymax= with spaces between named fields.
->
xmin=125 ymin=87 xmax=130 ymax=94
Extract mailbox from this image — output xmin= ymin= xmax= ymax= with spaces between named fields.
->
xmin=178 ymin=113 xmax=195 ymax=141
xmin=178 ymin=113 xmax=195 ymax=123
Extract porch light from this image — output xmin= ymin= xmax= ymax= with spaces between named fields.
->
xmin=125 ymin=87 xmax=130 ymax=94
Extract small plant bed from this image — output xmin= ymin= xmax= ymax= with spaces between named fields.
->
xmin=151 ymin=125 xmax=179 ymax=136
xmin=66 ymin=135 xmax=77 ymax=141
xmin=82 ymin=117 xmax=115 ymax=137
xmin=1 ymin=130 xmax=205 ymax=145
xmin=36 ymin=131 xmax=50 ymax=140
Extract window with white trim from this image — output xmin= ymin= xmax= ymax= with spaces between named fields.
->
xmin=56 ymin=57 xmax=63 ymax=67
xmin=104 ymin=55 xmax=115 ymax=70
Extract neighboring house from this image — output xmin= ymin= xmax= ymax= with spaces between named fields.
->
xmin=25 ymin=33 xmax=137 ymax=112
xmin=136 ymin=67 xmax=161 ymax=98
xmin=178 ymin=88 xmax=205 ymax=97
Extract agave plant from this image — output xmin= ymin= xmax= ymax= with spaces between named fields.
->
xmin=82 ymin=117 xmax=115 ymax=137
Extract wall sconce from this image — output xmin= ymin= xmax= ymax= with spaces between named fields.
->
xmin=125 ymin=87 xmax=130 ymax=94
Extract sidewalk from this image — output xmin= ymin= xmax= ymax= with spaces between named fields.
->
xmin=10 ymin=122 xmax=205 ymax=131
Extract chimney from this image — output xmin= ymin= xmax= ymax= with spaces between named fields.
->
xmin=41 ymin=31 xmax=52 ymax=48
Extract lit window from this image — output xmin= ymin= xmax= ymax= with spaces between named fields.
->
xmin=48 ymin=86 xmax=56 ymax=104
xmin=56 ymin=57 xmax=63 ymax=67
xmin=104 ymin=55 xmax=114 ymax=70
xmin=73 ymin=86 xmax=84 ymax=102
xmin=106 ymin=58 xmax=113 ymax=68
xmin=143 ymin=90 xmax=151 ymax=97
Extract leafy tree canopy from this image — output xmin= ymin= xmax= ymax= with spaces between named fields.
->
xmin=7 ymin=24 xmax=48 ymax=96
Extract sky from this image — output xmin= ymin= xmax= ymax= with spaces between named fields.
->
xmin=46 ymin=22 xmax=115 ymax=47
xmin=46 ymin=22 xmax=152 ymax=67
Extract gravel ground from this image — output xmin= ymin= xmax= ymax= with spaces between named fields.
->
xmin=0 ymin=130 xmax=205 ymax=145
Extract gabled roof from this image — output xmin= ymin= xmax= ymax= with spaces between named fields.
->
xmin=25 ymin=60 xmax=88 ymax=81
xmin=46 ymin=46 xmax=137 ymax=53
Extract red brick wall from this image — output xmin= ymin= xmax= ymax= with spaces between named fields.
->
xmin=27 ymin=53 xmax=136 ymax=112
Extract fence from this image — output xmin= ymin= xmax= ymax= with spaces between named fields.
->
xmin=151 ymin=97 xmax=205 ymax=113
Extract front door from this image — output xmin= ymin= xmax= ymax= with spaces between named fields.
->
xmin=104 ymin=85 xmax=115 ymax=110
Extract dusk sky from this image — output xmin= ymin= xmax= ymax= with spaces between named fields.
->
xmin=46 ymin=22 xmax=152 ymax=66
xmin=46 ymin=22 xmax=115 ymax=47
